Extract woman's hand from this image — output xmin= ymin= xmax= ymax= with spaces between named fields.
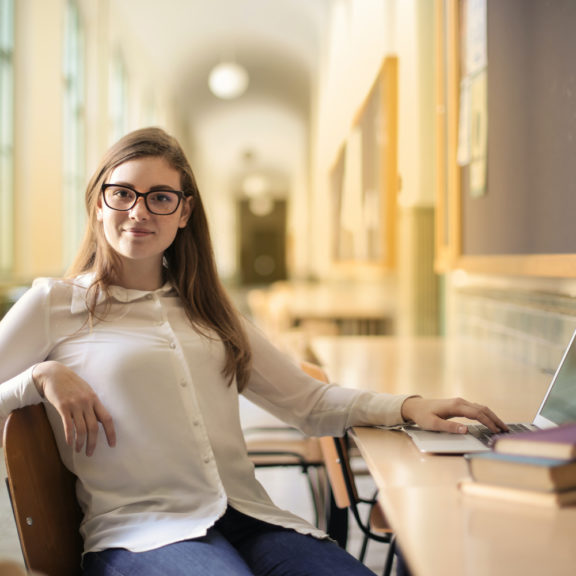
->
xmin=401 ymin=396 xmax=509 ymax=434
xmin=32 ymin=361 xmax=116 ymax=456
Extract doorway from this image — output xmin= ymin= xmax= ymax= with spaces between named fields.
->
xmin=238 ymin=197 xmax=287 ymax=285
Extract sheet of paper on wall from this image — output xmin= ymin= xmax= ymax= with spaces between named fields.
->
xmin=465 ymin=0 xmax=488 ymax=76
xmin=457 ymin=77 xmax=472 ymax=166
xmin=340 ymin=127 xmax=365 ymax=259
xmin=469 ymin=69 xmax=488 ymax=197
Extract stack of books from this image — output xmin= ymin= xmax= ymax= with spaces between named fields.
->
xmin=460 ymin=422 xmax=576 ymax=507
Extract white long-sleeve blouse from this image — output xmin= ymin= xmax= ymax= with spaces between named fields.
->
xmin=0 ymin=276 xmax=410 ymax=554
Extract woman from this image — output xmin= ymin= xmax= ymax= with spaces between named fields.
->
xmin=0 ymin=128 xmax=507 ymax=576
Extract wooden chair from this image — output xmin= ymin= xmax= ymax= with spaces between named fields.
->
xmin=319 ymin=434 xmax=397 ymax=576
xmin=244 ymin=362 xmax=329 ymax=527
xmin=3 ymin=404 xmax=83 ymax=576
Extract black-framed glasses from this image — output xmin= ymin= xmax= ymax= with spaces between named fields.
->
xmin=101 ymin=183 xmax=186 ymax=215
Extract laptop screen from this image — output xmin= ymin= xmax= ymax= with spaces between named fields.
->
xmin=534 ymin=330 xmax=576 ymax=427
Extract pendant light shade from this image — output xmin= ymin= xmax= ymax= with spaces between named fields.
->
xmin=208 ymin=62 xmax=249 ymax=99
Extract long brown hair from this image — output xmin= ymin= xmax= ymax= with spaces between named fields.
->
xmin=67 ymin=127 xmax=252 ymax=390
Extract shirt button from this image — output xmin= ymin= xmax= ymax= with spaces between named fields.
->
xmin=192 ymin=420 xmax=200 ymax=427
xmin=180 ymin=381 xmax=187 ymax=388
xmin=169 ymin=342 xmax=176 ymax=349
xmin=203 ymin=456 xmax=211 ymax=464
xmin=146 ymin=294 xmax=153 ymax=300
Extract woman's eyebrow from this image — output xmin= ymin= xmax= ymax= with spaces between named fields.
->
xmin=108 ymin=181 xmax=179 ymax=191
xmin=148 ymin=184 xmax=180 ymax=191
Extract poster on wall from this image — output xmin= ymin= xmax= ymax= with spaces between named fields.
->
xmin=469 ymin=68 xmax=487 ymax=197
xmin=457 ymin=0 xmax=488 ymax=197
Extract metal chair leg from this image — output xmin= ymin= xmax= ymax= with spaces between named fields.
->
xmin=382 ymin=534 xmax=397 ymax=576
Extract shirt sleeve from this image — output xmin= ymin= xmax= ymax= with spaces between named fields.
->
xmin=241 ymin=320 xmax=413 ymax=437
xmin=0 ymin=280 xmax=53 ymax=420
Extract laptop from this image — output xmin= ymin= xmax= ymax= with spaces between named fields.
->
xmin=400 ymin=329 xmax=576 ymax=454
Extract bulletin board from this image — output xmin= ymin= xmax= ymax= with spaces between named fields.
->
xmin=435 ymin=0 xmax=576 ymax=276
xmin=331 ymin=56 xmax=398 ymax=270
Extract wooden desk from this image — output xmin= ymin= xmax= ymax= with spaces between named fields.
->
xmin=311 ymin=336 xmax=576 ymax=576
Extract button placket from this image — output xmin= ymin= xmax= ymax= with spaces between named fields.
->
xmin=174 ymin=369 xmax=217 ymax=471
xmin=159 ymin=297 xmax=224 ymax=490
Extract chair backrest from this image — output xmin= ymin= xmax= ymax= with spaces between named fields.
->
xmin=318 ymin=420 xmax=393 ymax=543
xmin=300 ymin=361 xmax=361 ymax=511
xmin=299 ymin=361 xmax=328 ymax=383
xmin=3 ymin=404 xmax=83 ymax=576
xmin=318 ymin=435 xmax=358 ymax=509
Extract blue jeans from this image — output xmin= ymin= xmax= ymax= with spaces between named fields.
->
xmin=82 ymin=507 xmax=378 ymax=576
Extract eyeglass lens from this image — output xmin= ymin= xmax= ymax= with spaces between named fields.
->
xmin=103 ymin=186 xmax=181 ymax=215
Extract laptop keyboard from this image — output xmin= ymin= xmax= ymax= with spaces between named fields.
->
xmin=468 ymin=423 xmax=536 ymax=446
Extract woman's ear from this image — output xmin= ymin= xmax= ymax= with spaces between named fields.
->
xmin=96 ymin=196 xmax=104 ymax=222
xmin=179 ymin=196 xmax=194 ymax=229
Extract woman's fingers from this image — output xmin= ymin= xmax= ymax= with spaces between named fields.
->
xmin=403 ymin=396 xmax=509 ymax=434
xmin=427 ymin=415 xmax=468 ymax=434
xmin=61 ymin=411 xmax=77 ymax=448
xmin=66 ymin=401 xmax=116 ymax=456
xmin=471 ymin=404 xmax=509 ymax=433
xmin=34 ymin=361 xmax=116 ymax=456
xmin=445 ymin=399 xmax=509 ymax=433
xmin=94 ymin=400 xmax=117 ymax=449
xmin=84 ymin=409 xmax=102 ymax=457
xmin=72 ymin=409 xmax=88 ymax=453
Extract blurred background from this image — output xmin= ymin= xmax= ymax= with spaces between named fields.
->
xmin=2 ymin=0 xmax=576 ymax=365
xmin=0 ymin=0 xmax=439 ymax=345
xmin=3 ymin=1 xmax=576 ymax=571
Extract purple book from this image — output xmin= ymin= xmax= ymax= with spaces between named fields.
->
xmin=494 ymin=422 xmax=576 ymax=459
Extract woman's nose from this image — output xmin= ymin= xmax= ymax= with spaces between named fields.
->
xmin=129 ymin=197 xmax=150 ymax=219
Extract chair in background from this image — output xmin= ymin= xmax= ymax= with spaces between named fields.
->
xmin=3 ymin=404 xmax=83 ymax=576
xmin=319 ymin=434 xmax=396 ymax=576
xmin=244 ymin=361 xmax=329 ymax=527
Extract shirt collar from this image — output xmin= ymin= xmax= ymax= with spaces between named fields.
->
xmin=70 ymin=273 xmax=175 ymax=314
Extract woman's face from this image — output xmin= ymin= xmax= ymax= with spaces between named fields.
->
xmin=97 ymin=156 xmax=191 ymax=270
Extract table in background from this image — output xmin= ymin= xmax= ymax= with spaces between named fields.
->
xmin=247 ymin=282 xmax=395 ymax=338
xmin=312 ymin=336 xmax=576 ymax=576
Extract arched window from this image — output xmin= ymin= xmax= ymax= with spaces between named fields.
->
xmin=0 ymin=0 xmax=14 ymax=276
xmin=62 ymin=0 xmax=86 ymax=266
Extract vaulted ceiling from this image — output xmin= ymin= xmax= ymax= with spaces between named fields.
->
xmin=114 ymin=0 xmax=333 ymax=119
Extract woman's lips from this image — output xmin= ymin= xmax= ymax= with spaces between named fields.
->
xmin=124 ymin=228 xmax=154 ymax=237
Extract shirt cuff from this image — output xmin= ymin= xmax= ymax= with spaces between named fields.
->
xmin=0 ymin=365 xmax=44 ymax=419
xmin=345 ymin=392 xmax=417 ymax=429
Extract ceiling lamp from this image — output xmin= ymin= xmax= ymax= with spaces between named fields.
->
xmin=242 ymin=174 xmax=268 ymax=197
xmin=208 ymin=62 xmax=249 ymax=99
